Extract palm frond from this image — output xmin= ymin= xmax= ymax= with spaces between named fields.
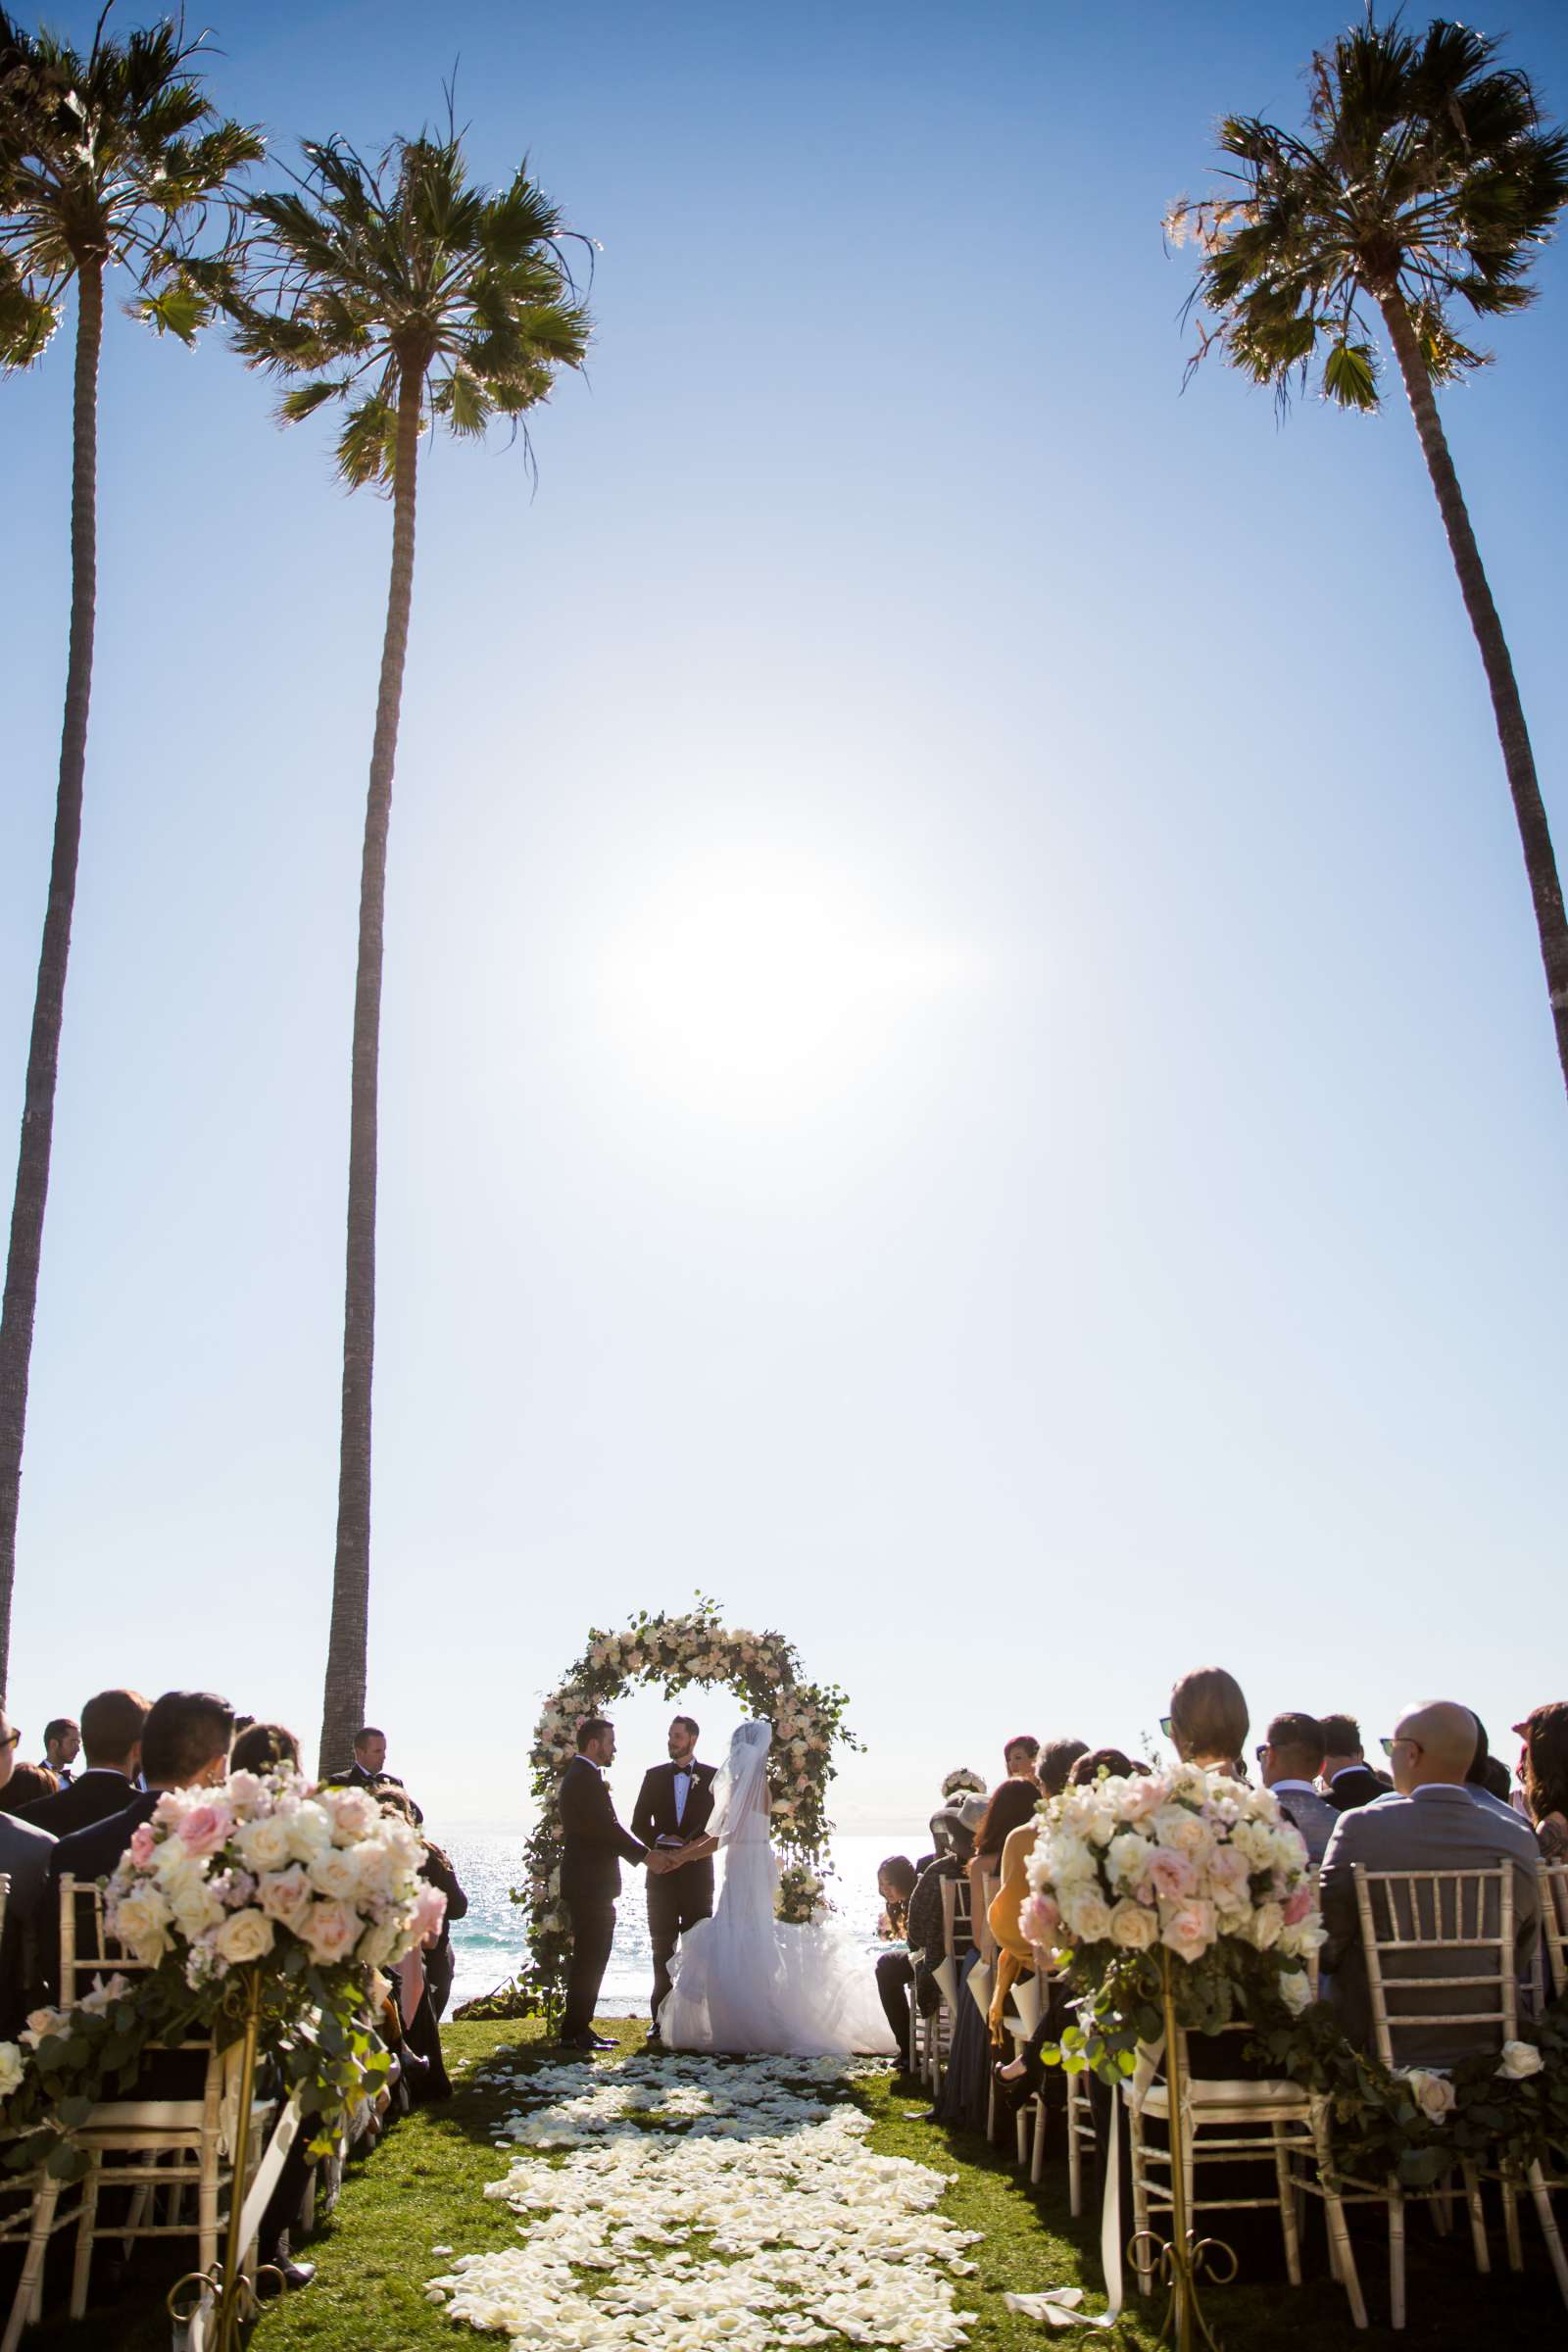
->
xmin=236 ymin=119 xmax=593 ymax=491
xmin=1172 ymin=15 xmax=1566 ymax=408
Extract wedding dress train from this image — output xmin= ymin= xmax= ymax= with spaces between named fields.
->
xmin=657 ymin=1721 xmax=898 ymax=2058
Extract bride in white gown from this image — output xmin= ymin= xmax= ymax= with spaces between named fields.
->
xmin=657 ymin=1720 xmax=898 ymax=2057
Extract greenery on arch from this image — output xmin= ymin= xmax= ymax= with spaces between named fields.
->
xmin=509 ymin=1598 xmax=861 ymax=2019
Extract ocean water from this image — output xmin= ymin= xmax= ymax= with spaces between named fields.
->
xmin=442 ymin=1826 xmax=927 ymax=2016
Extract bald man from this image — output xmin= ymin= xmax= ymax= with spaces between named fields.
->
xmin=1317 ymin=1699 xmax=1540 ymax=2066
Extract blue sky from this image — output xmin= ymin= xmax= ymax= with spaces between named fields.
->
xmin=3 ymin=0 xmax=1565 ymax=1827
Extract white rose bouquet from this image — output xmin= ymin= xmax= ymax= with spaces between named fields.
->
xmin=103 ymin=1771 xmax=443 ymax=1990
xmin=1022 ymin=1764 xmax=1323 ymax=2076
xmin=775 ymin=1862 xmax=832 ymax=1926
xmin=3 ymin=1767 xmax=443 ymax=2180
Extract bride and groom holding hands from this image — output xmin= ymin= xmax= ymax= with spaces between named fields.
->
xmin=557 ymin=1712 xmax=897 ymax=2058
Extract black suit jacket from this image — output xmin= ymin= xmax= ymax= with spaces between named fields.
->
xmin=560 ymin=1757 xmax=646 ymax=1908
xmin=20 ymin=1768 xmax=139 ymax=1840
xmin=41 ymin=1791 xmax=161 ymax=2000
xmin=630 ymin=1760 xmax=717 ymax=1849
xmin=1327 ymin=1764 xmax=1389 ymax=1812
xmin=0 ymin=1814 xmax=57 ymax=2038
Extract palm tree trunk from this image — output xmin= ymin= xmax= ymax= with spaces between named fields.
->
xmin=317 ymin=367 xmax=423 ymax=1776
xmin=1379 ymin=292 xmax=1568 ymax=1105
xmin=0 ymin=259 xmax=103 ymax=1702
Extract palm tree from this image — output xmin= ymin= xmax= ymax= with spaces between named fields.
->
xmin=1168 ymin=17 xmax=1568 ymax=1104
xmin=233 ymin=127 xmax=591 ymax=1773
xmin=0 ymin=14 xmax=260 ymax=1697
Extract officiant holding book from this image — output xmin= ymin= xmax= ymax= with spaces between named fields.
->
xmin=631 ymin=1715 xmax=717 ymax=2035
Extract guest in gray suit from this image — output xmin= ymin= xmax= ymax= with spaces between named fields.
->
xmin=0 ymin=1704 xmax=57 ymax=2036
xmin=1318 ymin=1699 xmax=1540 ymax=2067
xmin=1257 ymin=1712 xmax=1339 ymax=1865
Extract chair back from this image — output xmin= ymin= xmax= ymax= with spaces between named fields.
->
xmin=0 ymin=1870 xmax=9 ymax=1950
xmin=59 ymin=1875 xmax=213 ymax=2054
xmin=1539 ymin=1861 xmax=1568 ymax=2001
xmin=975 ymin=1869 xmax=1001 ymax=1964
xmin=1352 ymin=1863 xmax=1515 ymax=2069
xmin=939 ymin=1869 xmax=973 ymax=1964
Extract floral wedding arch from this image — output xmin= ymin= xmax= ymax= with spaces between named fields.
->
xmin=509 ymin=1599 xmax=859 ymax=2015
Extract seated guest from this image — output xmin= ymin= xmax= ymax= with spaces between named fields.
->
xmin=42 ymin=1689 xmax=235 ymax=1997
xmin=0 ymin=1706 xmax=56 ymax=2037
xmin=968 ymin=1779 xmax=1041 ymax=1913
xmin=39 ymin=1717 xmax=80 ymax=1784
xmin=1318 ymin=1699 xmax=1540 ymax=2066
xmin=1068 ymin=1746 xmax=1136 ymax=1787
xmin=1318 ymin=1714 xmax=1390 ymax=1809
xmin=1257 ymin=1712 xmax=1338 ymax=1863
xmin=1166 ymin=1665 xmax=1249 ymax=1773
xmin=873 ymin=1856 xmax=919 ymax=2057
xmin=1 ymin=1762 xmax=58 ymax=1813
xmin=1515 ymin=1701 xmax=1568 ymax=1864
xmin=1038 ymin=1737 xmax=1089 ymax=1796
xmin=986 ymin=1811 xmax=1041 ymax=2046
xmin=1004 ymin=1735 xmax=1042 ymax=1786
xmin=907 ymin=1799 xmax=982 ymax=2015
xmin=1464 ymin=1714 xmax=1520 ymax=1822
xmin=231 ymin=1720 xmax=302 ymax=1775
xmin=21 ymin=1689 xmax=149 ymax=1837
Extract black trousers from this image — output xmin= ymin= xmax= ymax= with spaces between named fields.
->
xmin=875 ymin=1952 xmax=914 ymax=2058
xmin=562 ymin=1895 xmax=616 ymax=2039
xmin=647 ymin=1862 xmax=714 ymax=2019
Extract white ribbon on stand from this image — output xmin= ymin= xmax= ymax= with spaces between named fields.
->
xmin=1004 ymin=2037 xmax=1164 ymax=2332
xmin=175 ymin=2099 xmax=303 ymax=2352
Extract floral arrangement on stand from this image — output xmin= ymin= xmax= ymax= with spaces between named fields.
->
xmin=1 ymin=1767 xmax=444 ymax=2178
xmin=507 ymin=1598 xmax=858 ymax=2020
xmin=940 ymin=1768 xmax=986 ymax=1799
xmin=1021 ymin=1762 xmax=1568 ymax=2195
xmin=1021 ymin=1762 xmax=1323 ymax=2082
xmin=775 ymin=1861 xmax=832 ymax=1926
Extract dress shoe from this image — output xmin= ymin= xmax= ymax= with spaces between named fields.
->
xmin=257 ymin=2261 xmax=316 ymax=2298
xmin=587 ymin=2032 xmax=616 ymax=2049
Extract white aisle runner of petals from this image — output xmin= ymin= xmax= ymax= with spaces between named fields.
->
xmin=426 ymin=2053 xmax=982 ymax=2350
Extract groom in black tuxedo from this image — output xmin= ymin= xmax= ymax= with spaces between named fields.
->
xmin=559 ymin=1717 xmax=672 ymax=2051
xmin=630 ymin=1714 xmax=717 ymax=2036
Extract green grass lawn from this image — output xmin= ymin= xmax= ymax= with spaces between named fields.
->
xmin=16 ymin=2017 xmax=1565 ymax=2350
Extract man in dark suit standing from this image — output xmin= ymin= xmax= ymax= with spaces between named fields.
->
xmin=559 ymin=1717 xmax=671 ymax=2053
xmin=630 ymin=1714 xmax=717 ymax=2038
xmin=21 ymin=1689 xmax=149 ymax=1838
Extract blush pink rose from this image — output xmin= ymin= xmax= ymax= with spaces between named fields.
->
xmin=1206 ymin=1846 xmax=1250 ymax=1897
xmin=1019 ymin=1892 xmax=1060 ymax=1946
xmin=1283 ymin=1886 xmax=1314 ymax=1927
xmin=127 ymin=1823 xmax=159 ymax=1868
xmin=410 ymin=1885 xmax=448 ymax=1945
xmin=1147 ymin=1847 xmax=1196 ymax=1900
xmin=301 ymin=1899 xmax=360 ymax=1966
xmin=1159 ymin=1899 xmax=1216 ymax=1965
xmin=177 ymin=1802 xmax=232 ymax=1858
xmin=257 ymin=1865 xmax=315 ymax=1933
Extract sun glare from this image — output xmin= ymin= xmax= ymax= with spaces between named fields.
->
xmin=597 ymin=847 xmax=964 ymax=1114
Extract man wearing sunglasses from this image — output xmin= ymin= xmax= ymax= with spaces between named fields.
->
xmin=1254 ymin=1713 xmax=1338 ymax=1864
xmin=1317 ymin=1699 xmax=1541 ymax=2064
